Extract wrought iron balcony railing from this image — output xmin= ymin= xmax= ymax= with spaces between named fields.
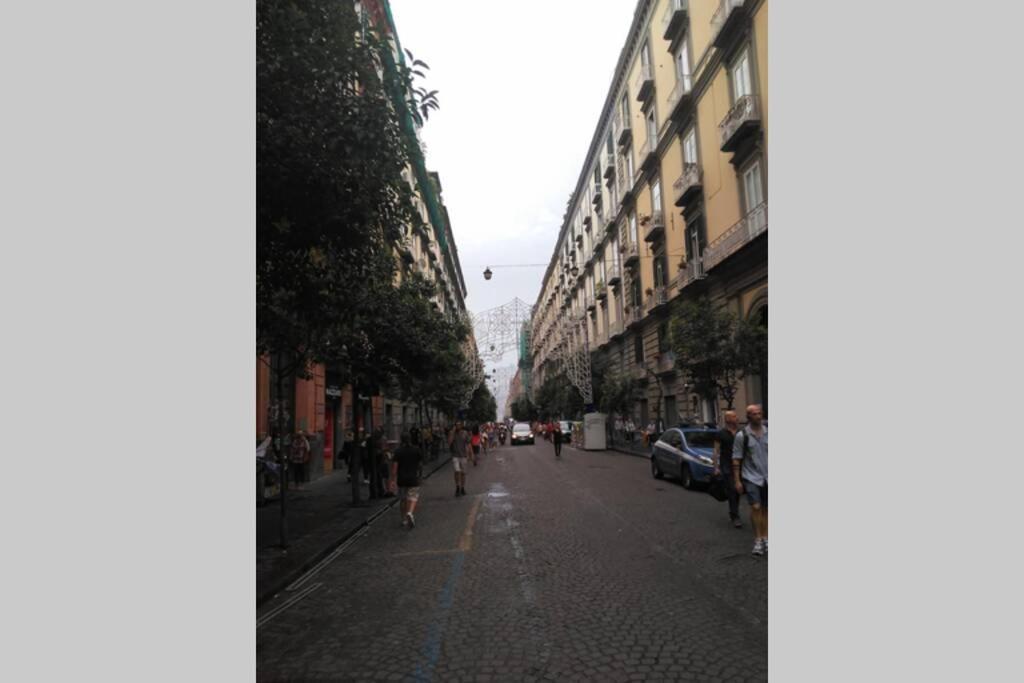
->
xmin=621 ymin=240 xmax=640 ymax=268
xmin=666 ymin=72 xmax=693 ymax=116
xmin=673 ymin=162 xmax=703 ymax=206
xmin=702 ymin=201 xmax=767 ymax=271
xmin=634 ymin=62 xmax=654 ymax=103
xmin=643 ymin=210 xmax=665 ymax=242
xmin=719 ymin=94 xmax=761 ymax=152
xmin=662 ymin=0 xmax=690 ymax=41
xmin=710 ymin=0 xmax=745 ymax=49
xmin=616 ymin=109 xmax=632 ymax=146
xmin=607 ymin=261 xmax=622 ymax=287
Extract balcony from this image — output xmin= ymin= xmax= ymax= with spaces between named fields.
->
xmin=585 ymin=292 xmax=596 ymax=312
xmin=662 ymin=0 xmax=690 ymax=41
xmin=644 ymin=285 xmax=670 ymax=315
xmin=719 ymin=94 xmax=761 ymax=152
xmin=616 ymin=110 xmax=632 ymax=147
xmin=609 ymin=318 xmax=624 ymax=339
xmin=624 ymin=304 xmax=643 ymax=329
xmin=638 ymin=135 xmax=658 ymax=171
xmin=605 ymin=214 xmax=617 ymax=235
xmin=656 ymin=351 xmax=677 ymax=375
xmin=711 ymin=0 xmax=746 ymax=49
xmin=617 ymin=160 xmax=634 ymax=203
xmin=666 ymin=73 xmax=693 ymax=118
xmin=575 ymin=231 xmax=584 ymax=246
xmin=607 ymin=262 xmax=622 ymax=287
xmin=702 ymin=201 xmax=767 ymax=271
xmin=595 ymin=280 xmax=607 ymax=300
xmin=634 ymin=63 xmax=654 ymax=103
xmin=603 ymin=154 xmax=615 ymax=180
xmin=673 ymin=163 xmax=703 ymax=206
xmin=643 ymin=210 xmax=665 ymax=243
xmin=675 ymin=255 xmax=706 ymax=290
xmin=593 ymin=214 xmax=606 ymax=235
xmin=621 ymin=240 xmax=640 ymax=268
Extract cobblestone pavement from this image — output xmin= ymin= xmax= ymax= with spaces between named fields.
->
xmin=257 ymin=440 xmax=767 ymax=682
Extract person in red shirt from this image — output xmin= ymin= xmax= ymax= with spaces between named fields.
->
xmin=470 ymin=424 xmax=482 ymax=466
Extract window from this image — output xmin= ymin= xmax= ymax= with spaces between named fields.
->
xmin=641 ymin=41 xmax=651 ymax=69
xmin=620 ymin=94 xmax=630 ymax=122
xmin=686 ymin=212 xmax=706 ymax=260
xmin=731 ymin=48 xmax=753 ymax=100
xmin=651 ymin=178 xmax=662 ymax=215
xmin=626 ymin=146 xmax=635 ymax=179
xmin=606 ymin=130 xmax=614 ymax=157
xmin=629 ymin=212 xmax=638 ymax=245
xmin=634 ymin=333 xmax=645 ymax=364
xmin=658 ymin=322 xmax=670 ymax=352
xmin=631 ymin=277 xmax=642 ymax=308
xmin=674 ymin=38 xmax=692 ymax=90
xmin=646 ymin=107 xmax=657 ymax=142
xmin=683 ymin=127 xmax=698 ymax=165
xmin=654 ymin=252 xmax=667 ymax=287
xmin=599 ymin=251 xmax=606 ymax=281
xmin=742 ymin=159 xmax=764 ymax=212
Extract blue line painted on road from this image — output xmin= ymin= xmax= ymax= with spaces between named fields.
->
xmin=412 ymin=550 xmax=465 ymax=682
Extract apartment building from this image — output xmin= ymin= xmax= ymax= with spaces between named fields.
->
xmin=257 ymin=0 xmax=470 ymax=481
xmin=530 ymin=0 xmax=767 ymax=429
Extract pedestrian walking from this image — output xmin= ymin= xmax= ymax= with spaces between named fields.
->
xmin=290 ymin=430 xmax=310 ymax=491
xmin=552 ymin=420 xmax=563 ymax=458
xmin=394 ymin=432 xmax=424 ymax=529
xmin=470 ymin=424 xmax=481 ymax=466
xmin=733 ymin=404 xmax=768 ymax=556
xmin=448 ymin=421 xmax=472 ymax=497
xmin=714 ymin=411 xmax=743 ymax=528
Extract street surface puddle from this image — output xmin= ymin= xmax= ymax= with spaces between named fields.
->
xmin=487 ymin=482 xmax=510 ymax=498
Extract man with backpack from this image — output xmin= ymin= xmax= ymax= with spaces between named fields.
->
xmin=714 ymin=411 xmax=743 ymax=529
xmin=733 ymin=404 xmax=768 ymax=556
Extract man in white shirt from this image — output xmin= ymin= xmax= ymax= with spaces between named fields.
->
xmin=733 ymin=404 xmax=768 ymax=556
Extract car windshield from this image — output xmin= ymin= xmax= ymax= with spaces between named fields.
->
xmin=513 ymin=424 xmax=531 ymax=433
xmin=682 ymin=431 xmax=717 ymax=449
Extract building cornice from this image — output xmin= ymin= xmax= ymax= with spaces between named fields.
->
xmin=534 ymin=0 xmax=654 ymax=316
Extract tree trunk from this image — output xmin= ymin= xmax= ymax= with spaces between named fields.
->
xmin=350 ymin=389 xmax=363 ymax=506
xmin=274 ymin=351 xmax=289 ymax=549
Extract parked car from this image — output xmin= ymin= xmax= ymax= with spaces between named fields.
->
xmin=650 ymin=427 xmax=718 ymax=489
xmin=511 ymin=422 xmax=534 ymax=445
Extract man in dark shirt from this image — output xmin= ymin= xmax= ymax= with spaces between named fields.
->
xmin=715 ymin=410 xmax=743 ymax=528
xmin=394 ymin=432 xmax=424 ymax=529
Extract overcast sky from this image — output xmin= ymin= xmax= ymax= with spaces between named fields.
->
xmin=389 ymin=0 xmax=637 ymax=409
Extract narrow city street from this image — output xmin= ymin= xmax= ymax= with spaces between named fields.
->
xmin=257 ymin=441 xmax=767 ymax=682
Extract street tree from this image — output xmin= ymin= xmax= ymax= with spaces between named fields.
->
xmin=257 ymin=0 xmax=439 ymax=544
xmin=670 ymin=298 xmax=767 ymax=412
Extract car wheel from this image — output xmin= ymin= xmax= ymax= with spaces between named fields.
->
xmin=680 ymin=463 xmax=694 ymax=490
xmin=651 ymin=457 xmax=664 ymax=480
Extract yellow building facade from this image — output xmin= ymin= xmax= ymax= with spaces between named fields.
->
xmin=531 ymin=0 xmax=767 ymax=427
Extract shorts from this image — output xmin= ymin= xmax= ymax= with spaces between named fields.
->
xmin=399 ymin=486 xmax=420 ymax=502
xmin=472 ymin=444 xmax=481 ymax=455
xmin=743 ymin=479 xmax=767 ymax=508
xmin=452 ymin=456 xmax=468 ymax=473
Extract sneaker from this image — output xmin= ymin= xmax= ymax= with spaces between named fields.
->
xmin=751 ymin=539 xmax=765 ymax=556
xmin=732 ymin=518 xmax=743 ymax=529
xmin=455 ymin=488 xmax=460 ymax=498
xmin=405 ymin=512 xmax=415 ymax=529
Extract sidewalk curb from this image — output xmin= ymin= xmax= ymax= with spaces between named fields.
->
xmin=257 ymin=455 xmax=452 ymax=608
xmin=608 ymin=445 xmax=651 ymax=459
